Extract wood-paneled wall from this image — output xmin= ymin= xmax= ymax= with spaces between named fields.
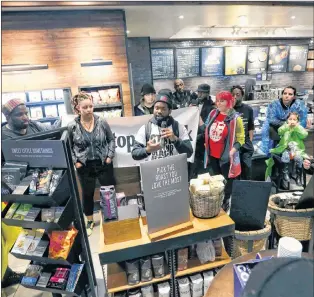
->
xmin=2 ymin=10 xmax=132 ymax=116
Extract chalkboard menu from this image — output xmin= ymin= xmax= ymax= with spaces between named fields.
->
xmin=151 ymin=48 xmax=175 ymax=79
xmin=201 ymin=47 xmax=224 ymax=76
xmin=247 ymin=46 xmax=269 ymax=75
xmin=225 ymin=46 xmax=247 ymax=75
xmin=268 ymin=45 xmax=289 ymax=73
xmin=176 ymin=48 xmax=200 ymax=78
xmin=288 ymin=45 xmax=309 ymax=72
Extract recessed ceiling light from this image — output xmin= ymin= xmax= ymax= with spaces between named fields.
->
xmin=126 ymin=30 xmax=130 ymax=34
xmin=291 ymin=16 xmax=296 ymax=19
xmin=179 ymin=15 xmax=184 ymax=19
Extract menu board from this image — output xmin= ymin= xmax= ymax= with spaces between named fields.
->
xmin=247 ymin=46 xmax=269 ymax=75
xmin=176 ymin=48 xmax=200 ymax=78
xmin=225 ymin=46 xmax=247 ymax=75
xmin=201 ymin=47 xmax=224 ymax=76
xmin=268 ymin=45 xmax=289 ymax=73
xmin=288 ymin=45 xmax=309 ymax=72
xmin=151 ymin=48 xmax=175 ymax=79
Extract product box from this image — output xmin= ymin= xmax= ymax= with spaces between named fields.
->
xmin=233 ymin=256 xmax=273 ymax=297
xmin=12 ymin=204 xmax=32 ymax=220
xmin=44 ymin=105 xmax=58 ymax=118
xmin=30 ymin=106 xmax=43 ymax=120
xmin=28 ymin=91 xmax=42 ymax=102
xmin=42 ymin=90 xmax=56 ymax=101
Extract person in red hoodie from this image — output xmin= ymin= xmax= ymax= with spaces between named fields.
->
xmin=201 ymin=91 xmax=245 ymax=211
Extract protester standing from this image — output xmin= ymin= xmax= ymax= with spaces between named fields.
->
xmin=134 ymin=83 xmax=156 ymax=116
xmin=172 ymin=79 xmax=192 ymax=109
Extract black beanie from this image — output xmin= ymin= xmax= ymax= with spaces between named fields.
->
xmin=141 ymin=83 xmax=156 ymax=96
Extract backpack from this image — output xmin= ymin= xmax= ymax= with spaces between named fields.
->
xmin=145 ymin=120 xmax=180 ymax=142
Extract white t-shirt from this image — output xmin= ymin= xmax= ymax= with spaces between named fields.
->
xmin=135 ymin=122 xmax=190 ymax=161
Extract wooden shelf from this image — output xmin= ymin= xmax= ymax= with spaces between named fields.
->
xmin=107 ymin=262 xmax=170 ymax=293
xmin=176 ymin=248 xmax=231 ymax=277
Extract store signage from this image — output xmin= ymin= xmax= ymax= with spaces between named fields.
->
xmin=247 ymin=46 xmax=269 ymax=75
xmin=151 ymin=48 xmax=175 ymax=79
xmin=61 ymin=106 xmax=199 ymax=168
xmin=230 ymin=180 xmax=272 ymax=231
xmin=140 ymin=154 xmax=190 ymax=234
xmin=288 ymin=45 xmax=309 ymax=72
xmin=2 ymin=140 xmax=68 ymax=168
xmin=201 ymin=47 xmax=224 ymax=76
xmin=176 ymin=48 xmax=200 ymax=78
xmin=225 ymin=46 xmax=247 ymax=75
xmin=268 ymin=45 xmax=289 ymax=73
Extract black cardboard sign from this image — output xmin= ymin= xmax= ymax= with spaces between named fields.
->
xmin=2 ymin=140 xmax=67 ymax=168
xmin=230 ymin=180 xmax=272 ymax=231
xmin=140 ymin=154 xmax=190 ymax=234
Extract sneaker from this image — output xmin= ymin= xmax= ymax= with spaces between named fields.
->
xmin=86 ymin=220 xmax=95 ymax=237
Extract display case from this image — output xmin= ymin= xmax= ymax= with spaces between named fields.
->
xmin=78 ymin=84 xmax=124 ymax=118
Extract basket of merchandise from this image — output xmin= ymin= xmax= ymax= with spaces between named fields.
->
xmin=189 ymin=174 xmax=225 ymax=219
xmin=233 ymin=221 xmax=271 ymax=258
xmin=268 ymin=194 xmax=314 ymax=241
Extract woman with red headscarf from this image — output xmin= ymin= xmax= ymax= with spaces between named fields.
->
xmin=202 ymin=91 xmax=245 ymax=211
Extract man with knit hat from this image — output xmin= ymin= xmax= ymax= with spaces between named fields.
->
xmin=134 ymin=83 xmax=156 ymax=116
xmin=2 ymin=98 xmax=45 ymax=140
xmin=132 ymin=91 xmax=193 ymax=161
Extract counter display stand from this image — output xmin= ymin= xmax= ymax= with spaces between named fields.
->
xmin=1 ymin=129 xmax=97 ymax=297
xmin=98 ymin=211 xmax=235 ymax=297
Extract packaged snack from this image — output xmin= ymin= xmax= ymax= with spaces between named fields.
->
xmin=1 ymin=168 xmax=21 ymax=190
xmin=3 ymin=161 xmax=28 ymax=179
xmin=36 ymin=169 xmax=53 ymax=195
xmin=12 ymin=204 xmax=32 ymax=220
xmin=202 ymin=271 xmax=214 ymax=294
xmin=53 ymin=207 xmax=65 ymax=223
xmin=177 ymin=278 xmax=191 ymax=297
xmin=141 ymin=285 xmax=154 ymax=297
xmin=157 ymin=282 xmax=170 ymax=297
xmin=65 ymin=264 xmax=84 ymax=292
xmin=189 ymin=274 xmax=203 ymax=297
xmin=21 ymin=264 xmax=44 ymax=286
xmin=24 ymin=207 xmax=41 ymax=221
xmin=48 ymin=267 xmax=70 ymax=290
xmin=29 ymin=169 xmax=40 ymax=195
xmin=100 ymin=185 xmax=118 ymax=220
xmin=42 ymin=208 xmax=55 ymax=223
xmin=48 ymin=227 xmax=78 ymax=259
xmin=26 ymin=230 xmax=45 ymax=256
xmin=152 ymin=254 xmax=165 ymax=278
xmin=177 ymin=248 xmax=188 ymax=271
xmin=140 ymin=256 xmax=153 ymax=282
xmin=11 ymin=230 xmax=35 ymax=254
xmin=125 ymin=258 xmax=140 ymax=285
xmin=4 ymin=203 xmax=20 ymax=219
xmin=32 ymin=240 xmax=49 ymax=257
xmin=49 ymin=170 xmax=63 ymax=196
xmin=1 ymin=181 xmax=13 ymax=196
xmin=12 ymin=175 xmax=33 ymax=195
xmin=36 ymin=272 xmax=52 ymax=288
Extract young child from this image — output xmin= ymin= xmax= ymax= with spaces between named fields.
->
xmin=265 ymin=112 xmax=308 ymax=187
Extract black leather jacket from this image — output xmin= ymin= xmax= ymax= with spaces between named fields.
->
xmin=68 ymin=115 xmax=115 ymax=165
xmin=172 ymin=90 xmax=192 ymax=109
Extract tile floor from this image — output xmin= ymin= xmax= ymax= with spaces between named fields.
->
xmin=1 ymin=211 xmax=106 ymax=297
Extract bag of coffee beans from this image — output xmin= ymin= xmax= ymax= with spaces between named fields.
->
xmin=189 ymin=274 xmax=203 ymax=297
xmin=157 ymin=282 xmax=170 ymax=297
xmin=125 ymin=259 xmax=140 ymax=285
xmin=177 ymin=277 xmax=191 ymax=297
xmin=100 ymin=185 xmax=118 ymax=220
xmin=141 ymin=285 xmax=154 ymax=297
xmin=152 ymin=254 xmax=165 ymax=278
xmin=140 ymin=257 xmax=153 ymax=282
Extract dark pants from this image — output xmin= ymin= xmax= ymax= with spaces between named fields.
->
xmin=240 ymin=150 xmax=253 ymax=180
xmin=77 ymin=160 xmax=116 ymax=217
xmin=208 ymin=156 xmax=236 ymax=203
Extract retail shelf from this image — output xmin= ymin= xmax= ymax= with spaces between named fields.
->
xmin=176 ymin=248 xmax=231 ymax=277
xmin=98 ymin=210 xmax=234 ymax=265
xmin=22 ymin=283 xmax=81 ymax=297
xmin=26 ymin=100 xmax=64 ymax=107
xmin=107 ymin=262 xmax=171 ymax=293
xmin=93 ymin=102 xmax=122 ymax=109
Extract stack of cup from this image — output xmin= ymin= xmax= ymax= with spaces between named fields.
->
xmin=277 ymin=237 xmax=303 ymax=258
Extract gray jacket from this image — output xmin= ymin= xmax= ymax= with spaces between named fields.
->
xmin=68 ymin=115 xmax=115 ymax=165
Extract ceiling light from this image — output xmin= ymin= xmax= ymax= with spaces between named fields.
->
xmin=179 ymin=15 xmax=184 ymax=19
xmin=126 ymin=30 xmax=130 ymax=34
xmin=2 ymin=64 xmax=48 ymax=72
xmin=291 ymin=16 xmax=296 ymax=19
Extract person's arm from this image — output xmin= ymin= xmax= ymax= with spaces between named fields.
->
xmin=292 ymin=124 xmax=308 ymax=140
xmin=278 ymin=122 xmax=290 ymax=136
xmin=173 ymin=125 xmax=193 ymax=158
xmin=248 ymin=106 xmax=255 ymax=141
xmin=102 ymin=119 xmax=115 ymax=160
xmin=268 ymin=103 xmax=286 ymax=128
xmin=131 ymin=125 xmax=150 ymax=160
xmin=233 ymin=116 xmax=245 ymax=150
xmin=67 ymin=124 xmax=79 ymax=165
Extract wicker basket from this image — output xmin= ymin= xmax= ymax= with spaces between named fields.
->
xmin=189 ymin=190 xmax=223 ymax=219
xmin=268 ymin=194 xmax=314 ymax=241
xmin=233 ymin=221 xmax=271 ymax=258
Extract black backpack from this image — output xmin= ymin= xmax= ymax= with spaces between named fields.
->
xmin=145 ymin=120 xmax=180 ymax=142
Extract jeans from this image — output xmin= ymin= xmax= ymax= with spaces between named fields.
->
xmin=77 ymin=160 xmax=116 ymax=216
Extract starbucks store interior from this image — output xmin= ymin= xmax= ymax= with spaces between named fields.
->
xmin=1 ymin=1 xmax=314 ymax=297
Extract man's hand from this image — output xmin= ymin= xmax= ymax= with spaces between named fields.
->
xmin=75 ymin=162 xmax=83 ymax=169
xmin=161 ymin=128 xmax=177 ymax=142
xmin=229 ymin=147 xmax=237 ymax=160
xmin=303 ymin=159 xmax=311 ymax=170
xmin=105 ymin=157 xmax=112 ymax=164
xmin=146 ymin=140 xmax=162 ymax=153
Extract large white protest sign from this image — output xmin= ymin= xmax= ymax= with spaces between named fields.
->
xmin=62 ymin=107 xmax=199 ymax=168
